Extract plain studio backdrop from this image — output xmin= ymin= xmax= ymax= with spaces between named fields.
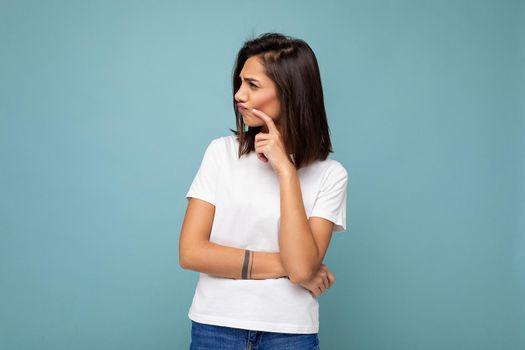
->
xmin=0 ymin=0 xmax=523 ymax=349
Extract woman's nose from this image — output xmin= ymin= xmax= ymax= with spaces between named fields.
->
xmin=234 ymin=87 xmax=247 ymax=103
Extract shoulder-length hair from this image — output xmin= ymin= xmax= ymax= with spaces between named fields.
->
xmin=229 ymin=32 xmax=334 ymax=170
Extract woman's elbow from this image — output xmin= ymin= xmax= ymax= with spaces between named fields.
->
xmin=179 ymin=252 xmax=190 ymax=269
xmin=288 ymin=268 xmax=313 ymax=285
xmin=179 ymin=247 xmax=195 ymax=270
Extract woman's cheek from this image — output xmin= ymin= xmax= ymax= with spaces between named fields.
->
xmin=257 ymin=93 xmax=279 ymax=117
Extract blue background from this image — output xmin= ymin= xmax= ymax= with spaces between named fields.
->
xmin=1 ymin=0 xmax=523 ymax=349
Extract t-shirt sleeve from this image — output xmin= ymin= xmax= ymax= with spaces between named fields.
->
xmin=185 ymin=138 xmax=221 ymax=206
xmin=309 ymin=163 xmax=349 ymax=233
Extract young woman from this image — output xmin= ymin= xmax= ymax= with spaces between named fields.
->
xmin=179 ymin=32 xmax=348 ymax=350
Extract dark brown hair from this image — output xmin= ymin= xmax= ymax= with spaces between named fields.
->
xmin=229 ymin=32 xmax=334 ymax=170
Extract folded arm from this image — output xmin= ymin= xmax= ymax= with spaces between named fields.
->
xmin=179 ymin=198 xmax=287 ymax=280
xmin=279 ymin=167 xmax=335 ymax=284
xmin=180 ymin=241 xmax=287 ymax=280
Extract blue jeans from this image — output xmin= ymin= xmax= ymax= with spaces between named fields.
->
xmin=190 ymin=320 xmax=320 ymax=350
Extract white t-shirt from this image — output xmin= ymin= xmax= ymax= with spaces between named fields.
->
xmin=185 ymin=134 xmax=348 ymax=334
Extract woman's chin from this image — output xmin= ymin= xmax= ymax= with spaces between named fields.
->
xmin=242 ymin=115 xmax=259 ymax=126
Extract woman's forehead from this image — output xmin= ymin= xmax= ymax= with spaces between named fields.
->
xmin=240 ymin=57 xmax=267 ymax=80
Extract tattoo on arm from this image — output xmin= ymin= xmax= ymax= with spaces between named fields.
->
xmin=242 ymin=249 xmax=254 ymax=279
xmin=250 ymin=250 xmax=254 ymax=278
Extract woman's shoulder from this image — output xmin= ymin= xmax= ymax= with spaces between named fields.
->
xmin=326 ymin=158 xmax=347 ymax=174
xmin=209 ymin=135 xmax=237 ymax=148
xmin=205 ymin=134 xmax=237 ymax=158
xmin=208 ymin=134 xmax=236 ymax=144
xmin=306 ymin=157 xmax=347 ymax=175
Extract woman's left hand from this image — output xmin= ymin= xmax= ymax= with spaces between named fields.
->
xmin=299 ymin=264 xmax=336 ymax=298
xmin=252 ymin=108 xmax=294 ymax=176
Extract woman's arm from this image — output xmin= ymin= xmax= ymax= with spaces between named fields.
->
xmin=180 ymin=241 xmax=287 ymax=280
xmin=278 ymin=168 xmax=321 ymax=284
xmin=179 ymin=198 xmax=287 ymax=280
xmin=180 ymin=239 xmax=335 ymax=297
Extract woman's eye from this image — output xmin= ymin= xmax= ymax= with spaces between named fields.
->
xmin=249 ymin=83 xmax=258 ymax=88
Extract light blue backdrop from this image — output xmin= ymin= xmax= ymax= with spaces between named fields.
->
xmin=1 ymin=0 xmax=523 ymax=349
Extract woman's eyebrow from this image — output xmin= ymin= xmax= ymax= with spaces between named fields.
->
xmin=239 ymin=75 xmax=260 ymax=82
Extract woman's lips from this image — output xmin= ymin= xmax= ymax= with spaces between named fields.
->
xmin=238 ymin=106 xmax=248 ymax=113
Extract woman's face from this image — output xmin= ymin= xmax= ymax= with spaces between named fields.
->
xmin=234 ymin=56 xmax=281 ymax=133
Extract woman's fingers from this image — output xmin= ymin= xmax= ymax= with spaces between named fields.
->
xmin=326 ymin=269 xmax=336 ymax=288
xmin=301 ymin=264 xmax=336 ymax=297
xmin=319 ymin=271 xmax=329 ymax=291
xmin=255 ymin=131 xmax=272 ymax=141
xmin=255 ymin=140 xmax=270 ymax=162
xmin=320 ymin=264 xmax=336 ymax=290
xmin=257 ymin=154 xmax=268 ymax=162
